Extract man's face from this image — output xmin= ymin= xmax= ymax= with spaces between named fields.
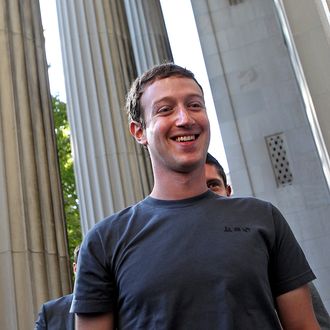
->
xmin=205 ymin=163 xmax=231 ymax=197
xmin=131 ymin=76 xmax=210 ymax=173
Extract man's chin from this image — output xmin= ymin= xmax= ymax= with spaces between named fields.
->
xmin=173 ymin=157 xmax=204 ymax=173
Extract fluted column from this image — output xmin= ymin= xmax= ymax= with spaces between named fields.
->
xmin=0 ymin=1 xmax=71 ymax=329
xmin=124 ymin=0 xmax=173 ymax=74
xmin=56 ymin=0 xmax=156 ymax=234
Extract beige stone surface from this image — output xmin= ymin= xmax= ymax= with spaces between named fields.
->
xmin=282 ymin=0 xmax=330 ymax=156
xmin=0 ymin=1 xmax=71 ymax=329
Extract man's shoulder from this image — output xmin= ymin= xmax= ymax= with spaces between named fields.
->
xmin=216 ymin=194 xmax=272 ymax=209
xmin=84 ymin=201 xmax=147 ymax=244
xmin=210 ymin=195 xmax=278 ymax=221
xmin=37 ymin=294 xmax=75 ymax=329
xmin=91 ymin=200 xmax=149 ymax=233
xmin=43 ymin=293 xmax=73 ymax=311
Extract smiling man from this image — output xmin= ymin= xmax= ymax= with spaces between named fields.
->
xmin=72 ymin=63 xmax=320 ymax=329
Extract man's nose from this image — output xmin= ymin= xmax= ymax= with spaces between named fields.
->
xmin=176 ymin=107 xmax=195 ymax=127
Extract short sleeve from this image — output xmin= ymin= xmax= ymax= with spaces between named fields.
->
xmin=269 ymin=205 xmax=315 ymax=296
xmin=70 ymin=226 xmax=117 ymax=314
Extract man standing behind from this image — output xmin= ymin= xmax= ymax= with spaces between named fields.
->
xmin=35 ymin=245 xmax=80 ymax=330
xmin=205 ymin=152 xmax=231 ymax=197
xmin=205 ymin=152 xmax=330 ymax=329
xmin=72 ymin=63 xmax=320 ymax=329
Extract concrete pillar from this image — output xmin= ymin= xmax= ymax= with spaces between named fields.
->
xmin=56 ymin=0 xmax=156 ymax=234
xmin=124 ymin=0 xmax=173 ymax=74
xmin=0 ymin=0 xmax=71 ymax=329
xmin=277 ymin=0 xmax=330 ymax=189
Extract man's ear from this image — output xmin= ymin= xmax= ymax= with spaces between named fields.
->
xmin=129 ymin=121 xmax=147 ymax=145
xmin=226 ymin=185 xmax=232 ymax=197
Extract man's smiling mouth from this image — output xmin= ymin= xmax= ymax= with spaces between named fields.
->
xmin=174 ymin=135 xmax=197 ymax=142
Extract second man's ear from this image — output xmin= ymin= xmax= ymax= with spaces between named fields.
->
xmin=129 ymin=121 xmax=147 ymax=146
xmin=226 ymin=185 xmax=232 ymax=197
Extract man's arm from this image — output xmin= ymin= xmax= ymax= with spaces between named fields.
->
xmin=76 ymin=312 xmax=114 ymax=330
xmin=34 ymin=304 xmax=46 ymax=330
xmin=309 ymin=282 xmax=330 ymax=329
xmin=276 ymin=284 xmax=320 ymax=330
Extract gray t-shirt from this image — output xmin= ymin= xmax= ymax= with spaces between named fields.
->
xmin=71 ymin=191 xmax=315 ymax=329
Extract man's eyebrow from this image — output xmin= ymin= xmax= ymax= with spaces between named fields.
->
xmin=206 ymin=179 xmax=223 ymax=185
xmin=153 ymin=93 xmax=204 ymax=105
xmin=152 ymin=96 xmax=173 ymax=107
xmin=186 ymin=94 xmax=205 ymax=103
xmin=150 ymin=97 xmax=173 ymax=115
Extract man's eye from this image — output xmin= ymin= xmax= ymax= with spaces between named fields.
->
xmin=187 ymin=98 xmax=205 ymax=108
xmin=207 ymin=180 xmax=223 ymax=191
xmin=158 ymin=106 xmax=172 ymax=114
xmin=188 ymin=102 xmax=202 ymax=109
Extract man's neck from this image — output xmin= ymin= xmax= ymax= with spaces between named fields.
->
xmin=150 ymin=167 xmax=208 ymax=200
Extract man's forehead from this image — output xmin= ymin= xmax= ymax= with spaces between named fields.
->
xmin=141 ymin=76 xmax=204 ymax=108
xmin=205 ymin=163 xmax=222 ymax=179
xmin=144 ymin=76 xmax=202 ymax=93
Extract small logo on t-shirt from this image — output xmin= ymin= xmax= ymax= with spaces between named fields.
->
xmin=224 ymin=226 xmax=251 ymax=233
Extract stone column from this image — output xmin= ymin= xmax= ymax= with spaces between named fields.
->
xmin=124 ymin=0 xmax=173 ymax=74
xmin=56 ymin=0 xmax=156 ymax=234
xmin=277 ymin=0 xmax=330 ymax=189
xmin=0 ymin=0 xmax=71 ymax=329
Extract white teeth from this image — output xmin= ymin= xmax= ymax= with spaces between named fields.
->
xmin=176 ymin=135 xmax=195 ymax=142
